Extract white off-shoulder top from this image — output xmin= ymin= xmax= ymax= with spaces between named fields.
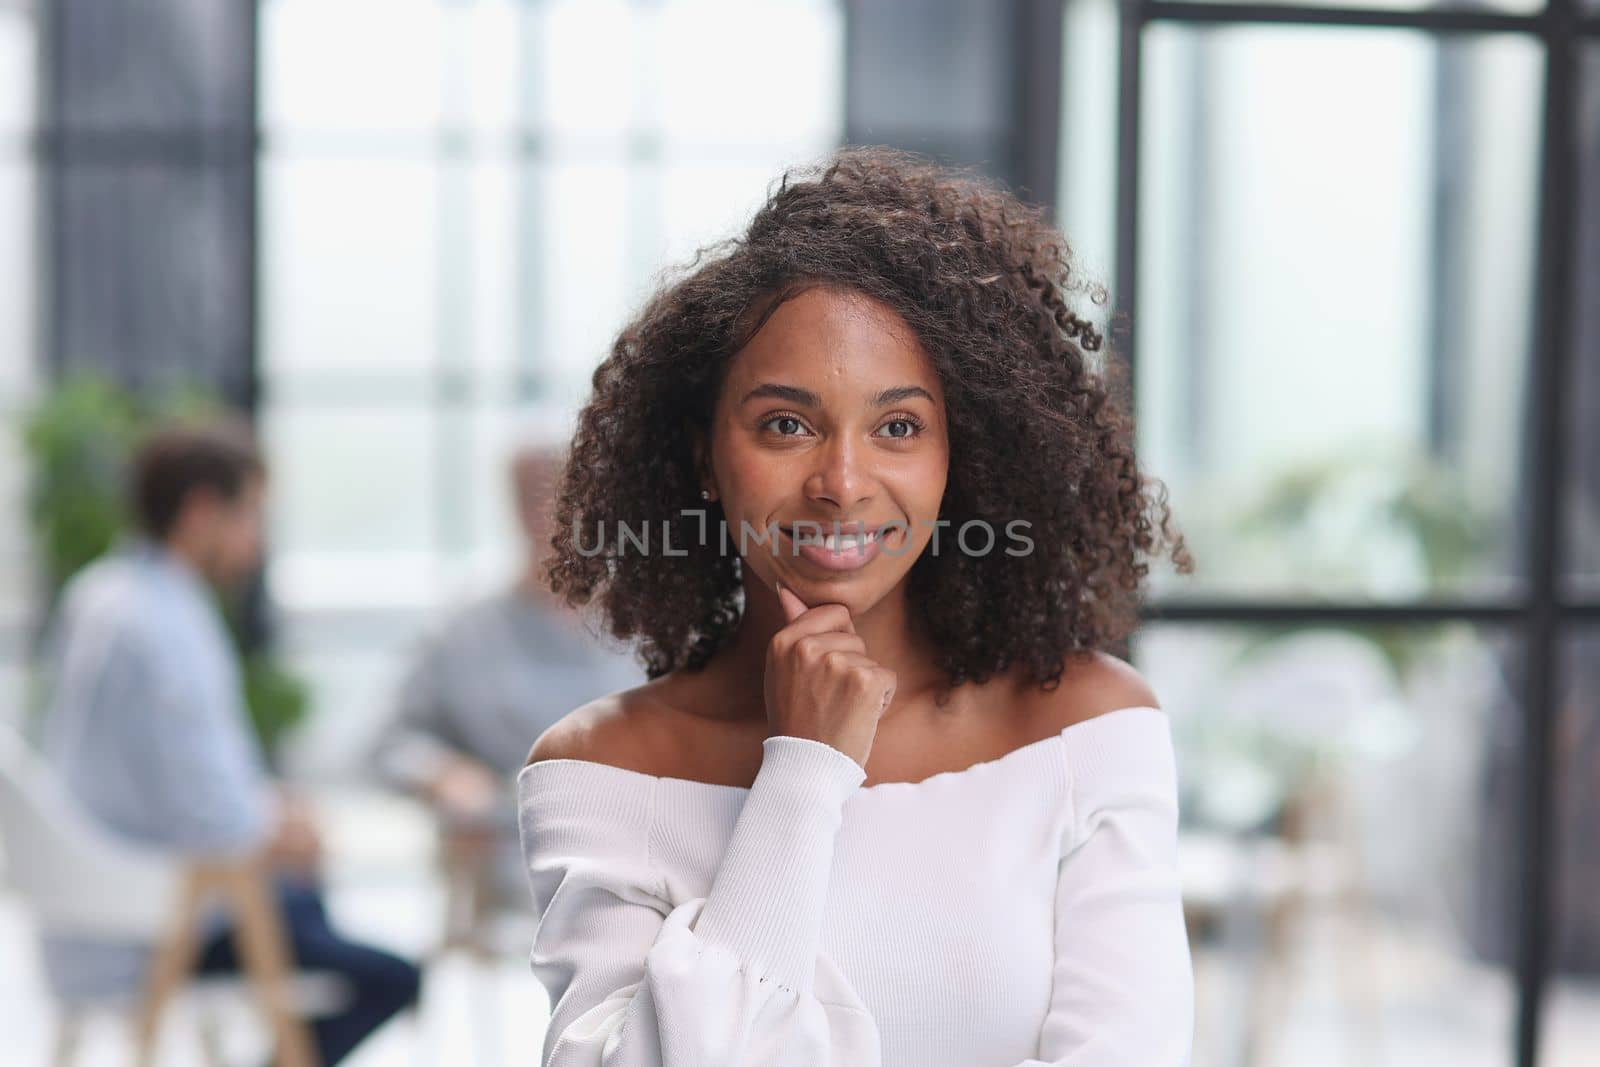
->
xmin=515 ymin=704 xmax=1194 ymax=1067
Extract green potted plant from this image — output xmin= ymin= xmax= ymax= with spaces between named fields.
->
xmin=1171 ymin=444 xmax=1493 ymax=834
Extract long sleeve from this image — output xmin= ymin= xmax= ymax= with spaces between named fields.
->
xmin=518 ymin=735 xmax=882 ymax=1067
xmin=1024 ymin=707 xmax=1195 ymax=1066
xmin=44 ymin=596 xmax=271 ymax=857
xmin=117 ymin=625 xmax=274 ymax=856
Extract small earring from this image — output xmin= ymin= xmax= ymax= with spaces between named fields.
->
xmin=700 ymin=489 xmax=711 ymax=500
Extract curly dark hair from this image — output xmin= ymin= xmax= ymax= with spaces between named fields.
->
xmin=543 ymin=145 xmax=1192 ymax=700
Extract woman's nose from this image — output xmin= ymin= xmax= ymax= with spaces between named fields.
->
xmin=805 ymin=436 xmax=872 ymax=508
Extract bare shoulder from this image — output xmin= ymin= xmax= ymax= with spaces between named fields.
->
xmin=523 ymin=681 xmax=684 ymax=773
xmin=1023 ymin=650 xmax=1163 ymax=735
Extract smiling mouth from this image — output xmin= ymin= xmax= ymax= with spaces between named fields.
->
xmin=780 ymin=526 xmax=885 ymax=551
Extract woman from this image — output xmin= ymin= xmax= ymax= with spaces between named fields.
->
xmin=518 ymin=146 xmax=1196 ymax=1066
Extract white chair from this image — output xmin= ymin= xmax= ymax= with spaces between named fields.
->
xmin=0 ymin=722 xmax=338 ymax=1066
xmin=1182 ymin=630 xmax=1412 ymax=1067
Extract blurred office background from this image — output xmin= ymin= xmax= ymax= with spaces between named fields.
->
xmin=1 ymin=0 xmax=1598 ymax=1064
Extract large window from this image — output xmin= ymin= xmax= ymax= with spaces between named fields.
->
xmin=0 ymin=0 xmax=37 ymax=725
xmin=258 ymin=0 xmax=844 ymax=771
xmin=1061 ymin=2 xmax=1600 ymax=1065
xmin=1136 ymin=27 xmax=1539 ymax=603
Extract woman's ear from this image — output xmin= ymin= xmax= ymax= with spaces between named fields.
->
xmin=684 ymin=419 xmax=717 ymax=501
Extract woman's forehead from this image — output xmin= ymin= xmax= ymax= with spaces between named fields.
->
xmin=725 ymin=287 xmax=942 ymax=395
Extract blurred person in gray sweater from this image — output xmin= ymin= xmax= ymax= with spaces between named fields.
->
xmin=369 ymin=439 xmax=645 ymax=912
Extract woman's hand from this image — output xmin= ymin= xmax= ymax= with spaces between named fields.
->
xmin=763 ymin=581 xmax=897 ymax=769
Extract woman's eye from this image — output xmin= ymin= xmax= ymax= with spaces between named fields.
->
xmin=763 ymin=414 xmax=810 ymax=437
xmin=877 ymin=417 xmax=925 ymax=439
xmin=761 ymin=413 xmax=925 ymax=439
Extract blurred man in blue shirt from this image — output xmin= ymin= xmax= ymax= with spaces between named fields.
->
xmin=39 ymin=419 xmax=419 ymax=1065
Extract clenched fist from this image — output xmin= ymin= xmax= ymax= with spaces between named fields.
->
xmin=763 ymin=581 xmax=897 ymax=769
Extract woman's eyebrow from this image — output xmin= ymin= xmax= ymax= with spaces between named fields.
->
xmin=871 ymin=385 xmax=936 ymax=406
xmin=740 ymin=383 xmax=936 ymax=407
xmin=741 ymin=383 xmax=819 ymax=407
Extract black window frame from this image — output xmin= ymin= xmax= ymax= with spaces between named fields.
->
xmin=1105 ymin=3 xmax=1600 ymax=1066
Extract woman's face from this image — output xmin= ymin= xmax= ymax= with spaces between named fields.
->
xmin=698 ymin=285 xmax=950 ymax=617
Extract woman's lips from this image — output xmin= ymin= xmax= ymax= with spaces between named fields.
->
xmin=778 ymin=525 xmax=889 ymax=572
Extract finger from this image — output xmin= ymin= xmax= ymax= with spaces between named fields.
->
xmin=776 ymin=581 xmax=808 ymax=624
xmin=778 ymin=599 xmax=856 ymax=638
xmin=818 ymin=649 xmax=883 ymax=672
xmin=792 ymin=631 xmax=868 ymax=660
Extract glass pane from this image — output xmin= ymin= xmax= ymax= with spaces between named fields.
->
xmin=1058 ymin=0 xmax=1119 ymax=301
xmin=1568 ymin=47 xmax=1600 ymax=599
xmin=261 ymin=156 xmax=439 ymax=375
xmin=258 ymin=0 xmax=848 ymax=623
xmin=1134 ymin=621 xmax=1520 ymax=1064
xmin=1548 ymin=626 xmax=1600 ymax=1065
xmin=0 ymin=3 xmax=35 ymax=684
xmin=448 ymin=0 xmax=522 ymax=136
xmin=0 ymin=7 xmax=34 ymax=135
xmin=0 ymin=5 xmax=35 ymax=396
xmin=653 ymin=157 xmax=801 ymax=271
xmin=0 ymin=160 xmax=31 ymax=401
xmin=262 ymin=407 xmax=441 ymax=610
xmin=535 ymin=160 xmax=633 ymax=410
xmin=461 ymin=157 xmax=519 ymax=382
xmin=0 ymin=161 xmax=33 ymax=626
xmin=267 ymin=155 xmax=521 ymax=398
xmin=647 ymin=0 xmax=844 ymax=146
xmin=532 ymin=0 xmax=641 ymax=139
xmin=262 ymin=0 xmax=444 ymax=135
xmin=1138 ymin=28 xmax=1543 ymax=602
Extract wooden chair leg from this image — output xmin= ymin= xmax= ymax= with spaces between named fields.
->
xmin=138 ymin=862 xmax=321 ymax=1067
xmin=215 ymin=865 xmax=320 ymax=1067
xmin=137 ymin=869 xmax=207 ymax=1065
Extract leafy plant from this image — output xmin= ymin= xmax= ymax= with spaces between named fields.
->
xmin=239 ymin=653 xmax=311 ymax=762
xmin=1222 ymin=443 xmax=1493 ymax=677
xmin=1168 ymin=445 xmax=1492 ymax=833
xmin=23 ymin=372 xmax=309 ymax=757
xmin=21 ymin=375 xmax=143 ymax=592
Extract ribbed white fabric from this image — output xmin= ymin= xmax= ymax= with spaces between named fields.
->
xmin=516 ymin=704 xmax=1193 ymax=1067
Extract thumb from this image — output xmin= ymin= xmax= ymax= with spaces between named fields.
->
xmin=775 ymin=580 xmax=808 ymax=624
